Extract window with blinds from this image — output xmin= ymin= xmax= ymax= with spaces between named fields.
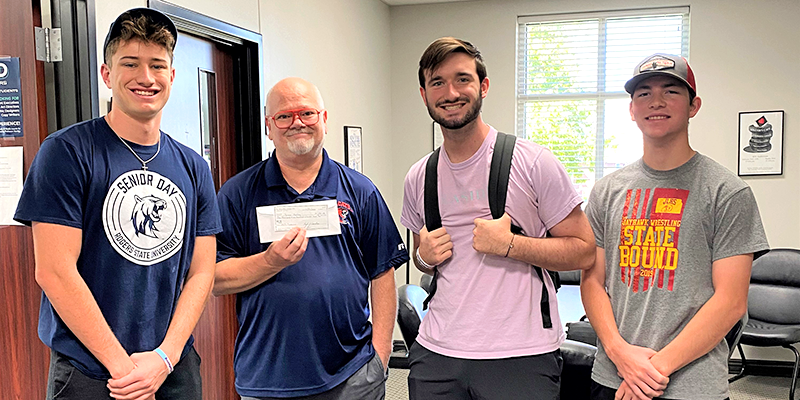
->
xmin=517 ymin=8 xmax=689 ymax=200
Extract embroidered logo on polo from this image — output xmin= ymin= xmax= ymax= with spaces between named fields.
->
xmin=337 ymin=201 xmax=352 ymax=225
xmin=103 ymin=170 xmax=186 ymax=265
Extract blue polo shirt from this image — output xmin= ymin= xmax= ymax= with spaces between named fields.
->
xmin=216 ymin=150 xmax=408 ymax=398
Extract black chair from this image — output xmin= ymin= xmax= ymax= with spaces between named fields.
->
xmin=397 ymin=284 xmax=429 ymax=349
xmin=555 ymin=270 xmax=597 ymax=398
xmin=560 ymin=339 xmax=597 ymax=399
xmin=419 ymin=273 xmax=433 ymax=294
xmin=558 ymin=270 xmax=581 ymax=286
xmin=728 ymin=249 xmax=800 ymax=400
xmin=726 ymin=313 xmax=748 ymax=359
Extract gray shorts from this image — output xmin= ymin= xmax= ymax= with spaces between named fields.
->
xmin=242 ymin=353 xmax=387 ymax=400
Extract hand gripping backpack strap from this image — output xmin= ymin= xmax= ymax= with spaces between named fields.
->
xmin=421 ymin=132 xmax=555 ymax=328
xmin=421 ymin=148 xmax=442 ymax=310
xmin=491 ymin=132 xmax=553 ymax=329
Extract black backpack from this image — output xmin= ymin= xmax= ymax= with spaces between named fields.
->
xmin=423 ymin=131 xmax=559 ymax=329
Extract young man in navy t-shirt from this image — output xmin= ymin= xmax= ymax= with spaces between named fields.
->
xmin=214 ymin=77 xmax=408 ymax=399
xmin=15 ymin=8 xmax=220 ymax=400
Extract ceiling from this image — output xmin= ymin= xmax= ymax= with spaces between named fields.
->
xmin=381 ymin=0 xmax=474 ymax=6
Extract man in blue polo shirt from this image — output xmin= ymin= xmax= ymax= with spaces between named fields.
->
xmin=214 ymin=77 xmax=408 ymax=399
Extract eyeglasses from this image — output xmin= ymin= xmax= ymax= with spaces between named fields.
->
xmin=268 ymin=108 xmax=324 ymax=129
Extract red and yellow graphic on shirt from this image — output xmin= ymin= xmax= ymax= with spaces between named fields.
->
xmin=618 ymin=188 xmax=689 ymax=292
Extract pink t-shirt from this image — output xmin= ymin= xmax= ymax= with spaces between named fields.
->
xmin=401 ymin=127 xmax=582 ymax=359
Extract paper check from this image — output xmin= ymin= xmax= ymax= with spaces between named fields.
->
xmin=256 ymin=199 xmax=341 ymax=243
xmin=274 ymin=203 xmax=329 ymax=231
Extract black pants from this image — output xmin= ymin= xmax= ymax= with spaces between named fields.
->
xmin=408 ymin=342 xmax=562 ymax=400
xmin=46 ymin=347 xmax=202 ymax=400
xmin=590 ymin=380 xmax=730 ymax=400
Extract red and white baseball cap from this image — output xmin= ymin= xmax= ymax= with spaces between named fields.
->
xmin=625 ymin=53 xmax=696 ymax=96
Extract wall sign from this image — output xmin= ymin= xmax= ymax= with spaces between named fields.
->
xmin=344 ymin=126 xmax=363 ymax=173
xmin=738 ymin=110 xmax=784 ymax=176
xmin=0 ymin=57 xmax=23 ymax=138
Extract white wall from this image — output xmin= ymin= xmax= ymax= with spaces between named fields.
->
xmin=389 ymin=0 xmax=800 ymax=361
xmin=689 ymin=0 xmax=800 ymax=252
xmin=179 ymin=0 xmax=260 ymax=32
xmin=259 ymin=0 xmax=393 ymax=192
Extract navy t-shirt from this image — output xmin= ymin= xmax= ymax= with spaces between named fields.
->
xmin=216 ymin=150 xmax=408 ymax=397
xmin=14 ymin=117 xmax=221 ymax=379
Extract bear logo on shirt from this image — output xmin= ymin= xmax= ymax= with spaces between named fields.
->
xmin=103 ymin=170 xmax=186 ymax=266
xmin=132 ymin=195 xmax=167 ymax=238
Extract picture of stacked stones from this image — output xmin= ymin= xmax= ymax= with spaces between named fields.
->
xmin=743 ymin=115 xmax=773 ymax=153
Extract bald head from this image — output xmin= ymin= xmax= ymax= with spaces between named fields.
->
xmin=265 ymin=77 xmax=328 ymax=159
xmin=266 ymin=77 xmax=325 ymax=115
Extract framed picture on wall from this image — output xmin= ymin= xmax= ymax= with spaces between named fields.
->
xmin=344 ymin=125 xmax=363 ymax=173
xmin=738 ymin=110 xmax=784 ymax=176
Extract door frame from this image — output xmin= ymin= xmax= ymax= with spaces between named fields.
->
xmin=47 ymin=0 xmax=265 ymax=170
xmin=150 ymin=0 xmax=265 ymax=171
xmin=47 ymin=0 xmax=101 ymax=133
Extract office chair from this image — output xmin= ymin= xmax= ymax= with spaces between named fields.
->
xmin=728 ymin=249 xmax=800 ymax=400
xmin=419 ymin=273 xmax=433 ymax=294
xmin=726 ymin=313 xmax=748 ymax=359
xmin=558 ymin=270 xmax=581 ymax=286
xmin=397 ymin=284 xmax=429 ymax=349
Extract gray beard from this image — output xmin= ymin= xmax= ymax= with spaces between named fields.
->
xmin=285 ymin=131 xmax=325 ymax=156
xmin=287 ymin=137 xmax=315 ymax=155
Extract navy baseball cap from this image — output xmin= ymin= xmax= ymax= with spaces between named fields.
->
xmin=624 ymin=53 xmax=696 ymax=96
xmin=103 ymin=8 xmax=178 ymax=63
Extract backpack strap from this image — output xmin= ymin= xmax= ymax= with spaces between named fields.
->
xmin=424 ymin=148 xmax=443 ymax=231
xmin=490 ymin=132 xmax=553 ymax=329
xmin=421 ymin=148 xmax=441 ymax=310
xmin=488 ymin=132 xmax=516 ymax=225
xmin=421 ymin=132 xmax=556 ymax=329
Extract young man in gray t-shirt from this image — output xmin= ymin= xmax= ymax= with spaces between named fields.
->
xmin=581 ymin=54 xmax=769 ymax=400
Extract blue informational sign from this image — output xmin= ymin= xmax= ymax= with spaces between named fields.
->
xmin=0 ymin=57 xmax=23 ymax=138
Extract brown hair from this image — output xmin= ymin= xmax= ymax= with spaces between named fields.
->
xmin=418 ymin=37 xmax=486 ymax=88
xmin=104 ymin=15 xmax=175 ymax=65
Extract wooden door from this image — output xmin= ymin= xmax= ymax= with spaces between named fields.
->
xmin=0 ymin=0 xmax=51 ymax=398
xmin=160 ymin=31 xmax=239 ymax=399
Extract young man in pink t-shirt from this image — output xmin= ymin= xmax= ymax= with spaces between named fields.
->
xmin=401 ymin=37 xmax=596 ymax=400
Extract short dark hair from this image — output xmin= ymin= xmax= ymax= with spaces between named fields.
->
xmin=104 ymin=14 xmax=175 ymax=65
xmin=418 ymin=37 xmax=486 ymax=88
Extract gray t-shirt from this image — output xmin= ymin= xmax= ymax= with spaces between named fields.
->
xmin=585 ymin=153 xmax=769 ymax=400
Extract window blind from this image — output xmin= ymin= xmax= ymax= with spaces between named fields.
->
xmin=517 ymin=8 xmax=689 ymax=200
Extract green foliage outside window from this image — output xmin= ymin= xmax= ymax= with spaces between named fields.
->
xmin=522 ymin=25 xmax=602 ymax=188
